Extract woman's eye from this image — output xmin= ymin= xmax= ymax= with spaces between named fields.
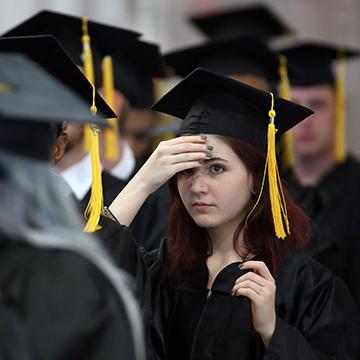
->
xmin=210 ymin=164 xmax=224 ymax=174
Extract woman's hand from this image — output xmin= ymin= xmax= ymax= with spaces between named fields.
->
xmin=135 ymin=135 xmax=211 ymax=194
xmin=109 ymin=135 xmax=211 ymax=226
xmin=231 ymin=261 xmax=276 ymax=348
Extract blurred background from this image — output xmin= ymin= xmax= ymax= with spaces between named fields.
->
xmin=1 ymin=0 xmax=360 ymax=155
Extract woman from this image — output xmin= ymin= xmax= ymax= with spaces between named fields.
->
xmin=104 ymin=68 xmax=360 ymax=360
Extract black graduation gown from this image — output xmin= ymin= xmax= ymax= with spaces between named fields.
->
xmin=101 ymin=219 xmax=360 ymax=360
xmin=79 ymin=170 xmax=170 ymax=251
xmin=0 ymin=238 xmax=137 ymax=360
xmin=0 ymin=305 xmax=31 ymax=360
xmin=286 ymin=155 xmax=360 ymax=306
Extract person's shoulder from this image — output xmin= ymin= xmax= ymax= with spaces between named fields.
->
xmin=276 ymin=250 xmax=335 ymax=290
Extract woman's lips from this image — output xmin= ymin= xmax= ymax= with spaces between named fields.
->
xmin=192 ymin=202 xmax=213 ymax=211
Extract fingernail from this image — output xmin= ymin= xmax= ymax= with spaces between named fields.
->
xmin=207 ymin=145 xmax=214 ymax=151
xmin=239 ymin=263 xmax=244 ymax=269
xmin=199 ymin=160 xmax=205 ymax=165
xmin=200 ymin=135 xmax=207 ymax=140
xmin=206 ymin=151 xmax=212 ymax=158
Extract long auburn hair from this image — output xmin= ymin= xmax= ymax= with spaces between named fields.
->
xmin=167 ymin=136 xmax=310 ymax=275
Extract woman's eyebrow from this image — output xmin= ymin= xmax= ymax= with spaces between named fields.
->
xmin=205 ymin=157 xmax=229 ymax=163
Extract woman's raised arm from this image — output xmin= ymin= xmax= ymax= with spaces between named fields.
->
xmin=109 ymin=135 xmax=211 ymax=225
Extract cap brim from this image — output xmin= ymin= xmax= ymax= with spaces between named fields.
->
xmin=0 ymin=53 xmax=108 ymax=126
xmin=0 ymin=35 xmax=116 ymax=120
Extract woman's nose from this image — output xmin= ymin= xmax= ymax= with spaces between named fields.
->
xmin=190 ymin=173 xmax=208 ymax=194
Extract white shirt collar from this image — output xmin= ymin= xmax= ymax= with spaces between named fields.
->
xmin=109 ymin=142 xmax=136 ymax=181
xmin=61 ymin=153 xmax=93 ymax=201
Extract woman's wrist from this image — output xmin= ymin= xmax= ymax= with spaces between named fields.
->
xmin=259 ymin=321 xmax=276 ymax=348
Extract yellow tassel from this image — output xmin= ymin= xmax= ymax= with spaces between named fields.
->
xmin=102 ymin=56 xmax=118 ymax=160
xmin=80 ymin=17 xmax=104 ymax=231
xmin=245 ymin=93 xmax=290 ymax=239
xmin=83 ymin=124 xmax=103 ymax=232
xmin=81 ymin=16 xmax=95 ymax=153
xmin=335 ymin=49 xmax=346 ymax=163
xmin=267 ymin=94 xmax=290 ymax=238
xmin=278 ymin=54 xmax=294 ymax=169
xmin=81 ymin=63 xmax=103 ymax=232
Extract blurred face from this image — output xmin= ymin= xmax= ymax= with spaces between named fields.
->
xmin=177 ymin=135 xmax=253 ymax=233
xmin=290 ymin=85 xmax=336 ymax=160
xmin=229 ymin=73 xmax=271 ymax=92
xmin=124 ymin=109 xmax=155 ymax=160
xmin=64 ymin=123 xmax=84 ymax=152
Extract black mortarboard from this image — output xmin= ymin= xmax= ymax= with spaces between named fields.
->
xmin=278 ymin=42 xmax=360 ymax=86
xmin=0 ymin=35 xmax=116 ymax=118
xmin=152 ymin=68 xmax=313 ymax=239
xmin=189 ymin=4 xmax=293 ymax=40
xmin=0 ymin=53 xmax=108 ymax=160
xmin=2 ymin=10 xmax=164 ymax=109
xmin=152 ymin=68 xmax=312 ymax=152
xmin=163 ymin=35 xmax=279 ymax=86
xmin=2 ymin=10 xmax=140 ymax=66
xmin=98 ymin=40 xmax=164 ymax=109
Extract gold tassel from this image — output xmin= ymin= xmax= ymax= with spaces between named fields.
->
xmin=83 ymin=85 xmax=103 ymax=232
xmin=278 ymin=54 xmax=294 ymax=169
xmin=335 ymin=49 xmax=346 ymax=163
xmin=267 ymin=93 xmax=290 ymax=238
xmin=81 ymin=16 xmax=95 ymax=153
xmin=245 ymin=93 xmax=290 ymax=239
xmin=80 ymin=18 xmax=104 ymax=232
xmin=102 ymin=56 xmax=118 ymax=160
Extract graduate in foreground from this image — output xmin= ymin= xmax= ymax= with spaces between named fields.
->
xmin=0 ymin=52 xmax=144 ymax=360
xmin=103 ymin=68 xmax=360 ymax=360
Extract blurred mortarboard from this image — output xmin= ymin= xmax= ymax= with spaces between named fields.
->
xmin=152 ymin=67 xmax=312 ymax=152
xmin=278 ymin=41 xmax=360 ymax=86
xmin=98 ymin=40 xmax=165 ymax=109
xmin=152 ymin=67 xmax=313 ymax=239
xmin=2 ymin=9 xmax=165 ymax=109
xmin=2 ymin=9 xmax=140 ymax=66
xmin=163 ymin=35 xmax=279 ymax=83
xmin=0 ymin=52 xmax=109 ymax=160
xmin=189 ymin=3 xmax=294 ymax=40
xmin=0 ymin=35 xmax=116 ymax=118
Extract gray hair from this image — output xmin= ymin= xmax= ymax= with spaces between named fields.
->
xmin=0 ymin=149 xmax=145 ymax=360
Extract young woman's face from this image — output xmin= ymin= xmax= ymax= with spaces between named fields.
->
xmin=177 ymin=135 xmax=253 ymax=233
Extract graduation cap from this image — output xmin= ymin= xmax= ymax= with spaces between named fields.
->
xmin=189 ymin=3 xmax=294 ymax=40
xmin=278 ymin=42 xmax=359 ymax=86
xmin=1 ymin=9 xmax=163 ymax=105
xmin=163 ymin=35 xmax=279 ymax=84
xmin=0 ymin=35 xmax=117 ymax=233
xmin=99 ymin=40 xmax=164 ymax=109
xmin=278 ymin=41 xmax=360 ymax=165
xmin=2 ymin=9 xmax=141 ymax=68
xmin=0 ymin=35 xmax=116 ymax=119
xmin=0 ymin=52 xmax=108 ymax=160
xmin=152 ymin=68 xmax=313 ymax=239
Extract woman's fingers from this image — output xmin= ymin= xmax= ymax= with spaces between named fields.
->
xmin=234 ymin=271 xmax=267 ymax=287
xmin=240 ymin=261 xmax=275 ymax=283
xmin=168 ymin=142 xmax=212 ymax=156
xmin=232 ymin=279 xmax=264 ymax=296
xmin=170 ymin=151 xmax=211 ymax=164
xmin=166 ymin=134 xmax=208 ymax=145
xmin=232 ymin=287 xmax=261 ymax=302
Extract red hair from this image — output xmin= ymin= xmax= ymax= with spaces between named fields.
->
xmin=167 ymin=137 xmax=310 ymax=275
